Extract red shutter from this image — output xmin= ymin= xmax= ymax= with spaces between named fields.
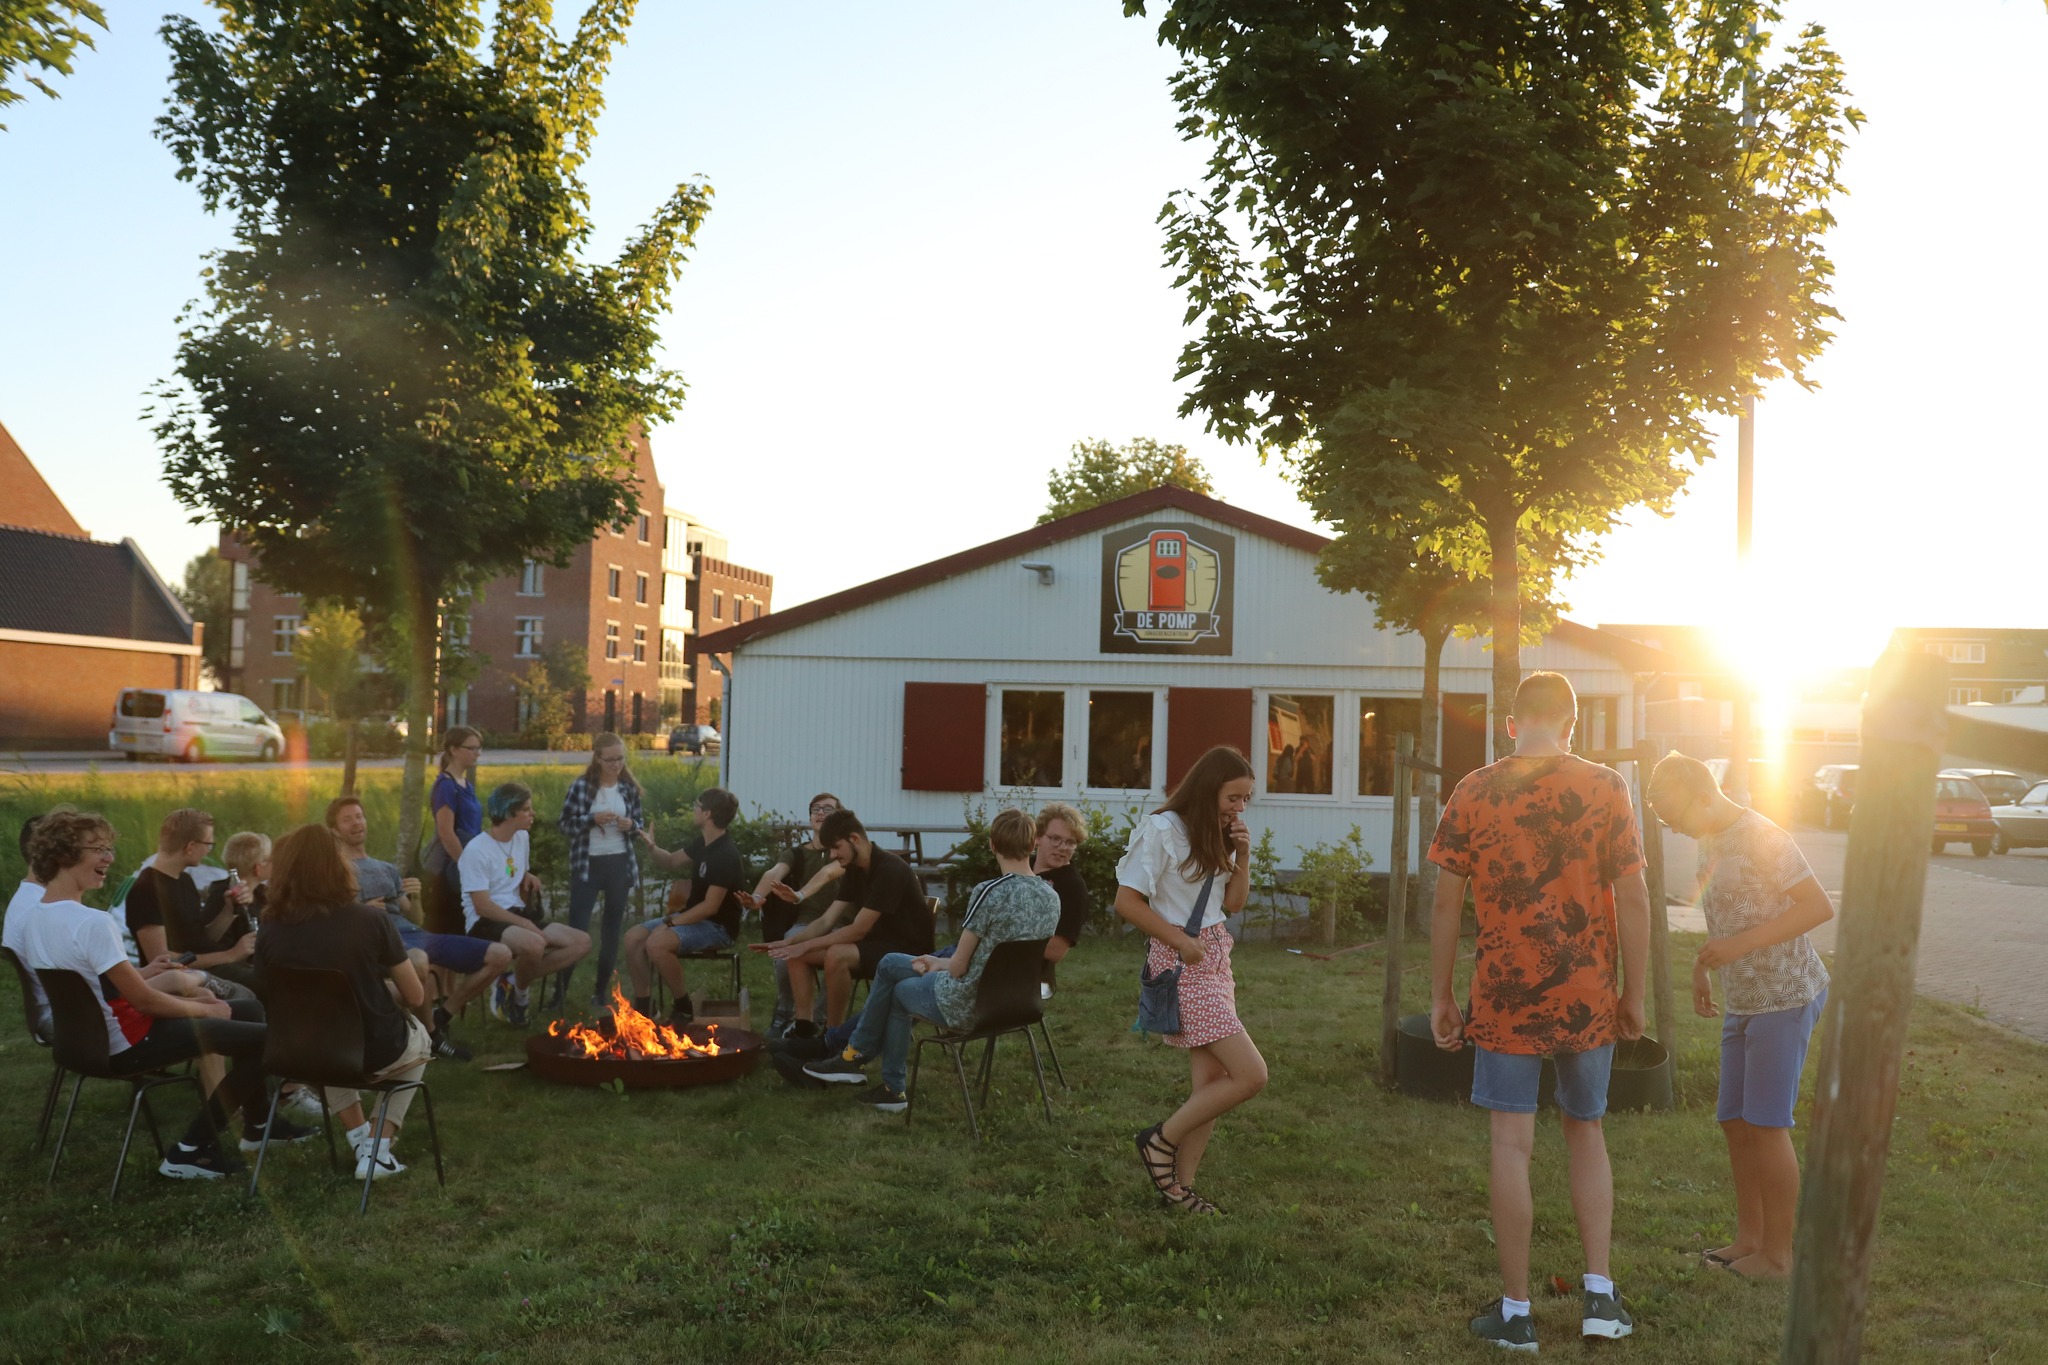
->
xmin=1166 ymin=687 xmax=1253 ymax=790
xmin=902 ymin=682 xmax=986 ymax=792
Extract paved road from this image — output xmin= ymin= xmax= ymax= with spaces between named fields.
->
xmin=0 ymin=749 xmax=721 ymax=776
xmin=1661 ymin=826 xmax=2048 ymax=1044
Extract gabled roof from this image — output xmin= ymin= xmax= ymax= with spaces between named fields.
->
xmin=696 ymin=484 xmax=1675 ymax=672
xmin=0 ymin=419 xmax=86 ymax=537
xmin=0 ymin=523 xmax=195 ymax=646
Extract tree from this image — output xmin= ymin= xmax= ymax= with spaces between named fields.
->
xmin=1039 ymin=437 xmax=1214 ymax=523
xmin=172 ymin=547 xmax=233 ymax=686
xmin=0 ymin=1 xmax=104 ymax=127
xmin=151 ymin=1 xmax=710 ymax=869
xmin=1132 ymin=0 xmax=1859 ymax=754
xmin=296 ymin=602 xmax=370 ymax=792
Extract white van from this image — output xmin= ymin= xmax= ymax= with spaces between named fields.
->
xmin=109 ymin=688 xmax=286 ymax=763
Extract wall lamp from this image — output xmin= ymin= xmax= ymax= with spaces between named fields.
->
xmin=1019 ymin=561 xmax=1055 ymax=586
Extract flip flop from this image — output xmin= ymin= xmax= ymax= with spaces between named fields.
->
xmin=1708 ymin=1258 xmax=1753 ymax=1279
xmin=1702 ymin=1250 xmax=1734 ymax=1267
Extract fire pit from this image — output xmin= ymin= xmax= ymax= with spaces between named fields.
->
xmin=523 ymin=989 xmax=764 ymax=1089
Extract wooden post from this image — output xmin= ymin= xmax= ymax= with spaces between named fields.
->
xmin=1381 ymin=732 xmax=1413 ymax=1086
xmin=1783 ymin=649 xmax=1947 ymax=1364
xmin=1635 ymin=740 xmax=1674 ymax=1048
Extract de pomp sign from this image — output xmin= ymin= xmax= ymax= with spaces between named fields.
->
xmin=1099 ymin=524 xmax=1235 ymax=656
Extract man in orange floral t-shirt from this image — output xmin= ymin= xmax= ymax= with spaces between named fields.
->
xmin=1428 ymin=672 xmax=1651 ymax=1351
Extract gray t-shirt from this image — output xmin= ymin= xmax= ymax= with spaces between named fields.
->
xmin=1697 ymin=810 xmax=1830 ymax=1014
xmin=350 ymin=855 xmax=406 ymax=919
xmin=932 ymin=873 xmax=1060 ymax=1028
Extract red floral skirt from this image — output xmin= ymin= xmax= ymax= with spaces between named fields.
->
xmin=1145 ymin=922 xmax=1242 ymax=1049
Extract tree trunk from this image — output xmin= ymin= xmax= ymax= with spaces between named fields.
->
xmin=1486 ymin=506 xmax=1520 ymax=761
xmin=393 ymin=582 xmax=439 ymax=874
xmin=341 ymin=719 xmax=360 ymax=797
xmin=1416 ymin=622 xmax=1449 ymax=932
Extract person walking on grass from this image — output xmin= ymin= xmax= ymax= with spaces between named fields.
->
xmin=1648 ymin=751 xmax=1832 ymax=1282
xmin=1427 ymin=671 xmax=1649 ymax=1351
xmin=1121 ymin=745 xmax=1268 ymax=1217
xmin=555 ymin=733 xmax=646 ymax=1011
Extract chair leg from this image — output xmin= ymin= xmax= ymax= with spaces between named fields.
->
xmin=46 ymin=1071 xmax=85 ymax=1185
xmin=977 ymin=1036 xmax=998 ymax=1109
xmin=1036 ymin=1019 xmax=1069 ymax=1090
xmin=359 ymin=1090 xmax=395 ymax=1216
xmin=906 ymin=1038 xmax=925 ymax=1128
xmin=137 ymin=1087 xmax=170 ymax=1160
xmin=1023 ymin=1027 xmax=1053 ymax=1122
xmin=412 ymin=1082 xmax=447 ymax=1188
xmin=247 ymin=1082 xmax=287 ymax=1197
xmin=948 ymin=1041 xmax=980 ymax=1142
xmin=316 ymin=1087 xmax=340 ymax=1174
xmin=112 ymin=1085 xmax=151 ymax=1202
xmin=34 ymin=1060 xmax=65 ymax=1152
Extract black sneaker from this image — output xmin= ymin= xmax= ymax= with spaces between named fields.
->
xmin=161 ymin=1139 xmax=244 ymax=1179
xmin=432 ymin=1004 xmax=454 ymax=1035
xmin=669 ymin=995 xmax=694 ymax=1025
xmin=1468 ymin=1299 xmax=1539 ymax=1353
xmin=508 ymin=999 xmax=529 ymax=1028
xmin=802 ymin=1052 xmax=870 ymax=1084
xmin=769 ymin=1048 xmax=831 ymax=1090
xmin=239 ymin=1116 xmax=321 ymax=1153
xmin=855 ymin=1083 xmax=908 ymax=1114
xmin=1582 ymin=1288 xmax=1632 ymax=1340
xmin=432 ymin=1031 xmax=473 ymax=1062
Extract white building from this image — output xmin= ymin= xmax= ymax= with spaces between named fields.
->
xmin=696 ymin=487 xmax=1658 ymax=867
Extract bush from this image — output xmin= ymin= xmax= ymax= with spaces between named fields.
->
xmin=1292 ymin=826 xmax=1376 ymax=946
xmin=553 ymin=732 xmax=594 ymax=752
xmin=303 ymin=719 xmax=404 ymax=761
xmin=942 ymin=796 xmax=1144 ymax=934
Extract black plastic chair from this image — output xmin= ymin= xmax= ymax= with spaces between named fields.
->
xmin=246 ymin=964 xmax=446 ymax=1214
xmin=35 ymin=967 xmax=206 ymax=1199
xmin=2 ymin=946 xmax=65 ymax=1152
xmin=907 ymin=937 xmax=1058 ymax=1140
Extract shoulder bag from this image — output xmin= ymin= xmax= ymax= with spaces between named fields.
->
xmin=1134 ymin=871 xmax=1218 ymax=1036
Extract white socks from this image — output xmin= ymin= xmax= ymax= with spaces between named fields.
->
xmin=355 ymin=1136 xmax=405 ymax=1178
xmin=1500 ymin=1297 xmax=1531 ymax=1320
xmin=345 ymin=1122 xmax=372 ymax=1154
xmin=1584 ymin=1274 xmax=1615 ymax=1297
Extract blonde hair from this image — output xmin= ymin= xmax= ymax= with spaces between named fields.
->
xmin=157 ymin=807 xmax=214 ymax=856
xmin=221 ymin=830 xmax=272 ymax=878
xmin=988 ymin=808 xmax=1038 ymax=861
xmin=1649 ymin=751 xmax=1718 ymax=807
xmin=1035 ymin=802 xmax=1086 ymax=843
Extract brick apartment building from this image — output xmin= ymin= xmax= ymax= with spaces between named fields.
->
xmin=661 ymin=512 xmax=772 ymax=727
xmin=0 ymin=420 xmax=202 ymax=747
xmin=222 ymin=430 xmax=771 ymax=739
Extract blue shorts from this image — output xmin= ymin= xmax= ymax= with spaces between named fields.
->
xmin=395 ymin=919 xmax=494 ymax=974
xmin=639 ymin=917 xmax=733 ymax=954
xmin=1718 ymin=988 xmax=1826 ymax=1128
xmin=1473 ymin=1043 xmax=1615 ymax=1121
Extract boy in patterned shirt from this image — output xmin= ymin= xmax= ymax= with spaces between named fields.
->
xmin=1428 ymin=672 xmax=1650 ymax=1351
xmin=1649 ymin=751 xmax=1833 ymax=1282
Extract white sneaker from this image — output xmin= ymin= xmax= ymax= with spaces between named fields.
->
xmin=281 ymin=1087 xmax=326 ymax=1123
xmin=1039 ymin=982 xmax=1053 ymax=1001
xmin=345 ymin=1122 xmax=373 ymax=1157
xmin=355 ymin=1137 xmax=406 ymax=1181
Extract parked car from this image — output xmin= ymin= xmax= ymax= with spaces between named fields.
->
xmin=1931 ymin=775 xmax=1998 ymax=857
xmin=1941 ymin=767 xmax=2029 ymax=807
xmin=109 ymin=688 xmax=286 ymax=763
xmin=667 ymin=724 xmax=721 ymax=756
xmin=1803 ymin=764 xmax=1860 ymax=830
xmin=1989 ymin=779 xmax=2048 ymax=854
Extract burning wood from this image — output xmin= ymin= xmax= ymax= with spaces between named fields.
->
xmin=546 ymin=986 xmax=725 ymax=1061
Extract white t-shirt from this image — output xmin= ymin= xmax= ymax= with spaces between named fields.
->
xmin=1116 ymin=813 xmax=1227 ymax=931
xmin=13 ymin=894 xmax=133 ymax=1055
xmin=588 ymin=785 xmax=630 ymax=857
xmin=458 ymin=829 xmax=529 ymax=930
xmin=4 ymin=879 xmax=51 ymax=1023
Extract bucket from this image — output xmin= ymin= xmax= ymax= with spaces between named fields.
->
xmin=1601 ymin=1035 xmax=1674 ymax=1112
xmin=1395 ymin=1013 xmax=1474 ymax=1101
xmin=1395 ymin=1016 xmax=1673 ymax=1113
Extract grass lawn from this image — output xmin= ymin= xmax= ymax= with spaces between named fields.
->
xmin=1 ymin=910 xmax=2042 ymax=1364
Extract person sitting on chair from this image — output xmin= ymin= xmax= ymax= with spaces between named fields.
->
xmin=1032 ymin=802 xmax=1092 ymax=999
xmin=738 ymin=791 xmax=846 ymax=1037
xmin=126 ymin=808 xmax=258 ymax=1003
xmin=255 ymin=824 xmax=434 ymax=1182
xmin=458 ymin=783 xmax=589 ymax=1028
xmin=623 ymin=787 xmax=745 ymax=1026
xmin=804 ymin=808 xmax=1059 ymax=1111
xmin=15 ymin=810 xmax=314 ymax=1180
xmin=756 ymin=808 xmax=935 ymax=1042
xmin=172 ymin=830 xmax=269 ymax=997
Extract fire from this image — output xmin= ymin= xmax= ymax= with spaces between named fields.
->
xmin=547 ymin=986 xmax=724 ymax=1060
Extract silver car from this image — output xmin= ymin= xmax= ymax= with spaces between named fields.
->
xmin=109 ymin=688 xmax=286 ymax=763
xmin=1990 ymin=780 xmax=2048 ymax=855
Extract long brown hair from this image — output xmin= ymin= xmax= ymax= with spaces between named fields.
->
xmin=1158 ymin=745 xmax=1254 ymax=878
xmin=438 ymin=725 xmax=481 ymax=779
xmin=263 ymin=824 xmax=361 ymax=925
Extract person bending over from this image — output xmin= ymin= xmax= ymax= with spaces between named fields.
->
xmin=805 ymin=808 xmax=1058 ymax=1110
xmin=458 ymin=783 xmax=589 ymax=1027
xmin=623 ymin=787 xmax=745 ymax=1025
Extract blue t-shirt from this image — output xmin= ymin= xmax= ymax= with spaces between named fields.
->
xmin=432 ymin=771 xmax=483 ymax=847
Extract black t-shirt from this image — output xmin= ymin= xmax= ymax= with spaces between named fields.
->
xmin=680 ymin=834 xmax=746 ymax=939
xmin=1038 ymin=862 xmax=1091 ymax=946
xmin=254 ymin=903 xmax=411 ymax=1072
xmin=840 ymin=847 xmax=934 ymax=955
xmin=128 ymin=866 xmax=200 ymax=949
xmin=187 ymin=880 xmax=260 ymax=955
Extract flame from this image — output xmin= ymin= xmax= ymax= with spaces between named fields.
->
xmin=547 ymin=985 xmax=724 ymax=1060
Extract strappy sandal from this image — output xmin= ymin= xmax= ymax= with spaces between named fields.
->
xmin=1166 ymin=1185 xmax=1223 ymax=1216
xmin=1134 ymin=1123 xmax=1179 ymax=1199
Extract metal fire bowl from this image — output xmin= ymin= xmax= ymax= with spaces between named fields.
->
xmin=523 ymin=1026 xmax=765 ymax=1089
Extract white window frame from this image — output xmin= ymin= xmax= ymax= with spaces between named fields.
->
xmin=445 ymin=687 xmax=470 ymax=727
xmin=606 ymin=565 xmax=622 ymax=600
xmin=228 ymin=616 xmax=245 ymax=670
xmin=518 ymin=561 xmax=545 ymax=597
xmin=230 ymin=560 xmax=249 ymax=612
xmin=1949 ymin=686 xmax=1983 ymax=705
xmin=1254 ymin=688 xmax=1346 ymax=804
xmin=1080 ymin=686 xmax=1166 ymax=796
xmin=986 ymin=684 xmax=1074 ymax=795
xmin=635 ymin=572 xmax=649 ymax=605
xmin=514 ymin=616 xmax=543 ymax=658
xmin=272 ymin=614 xmax=300 ymax=657
xmin=632 ymin=625 xmax=647 ymax=664
xmin=605 ymin=620 xmax=620 ymax=661
xmin=711 ymin=590 xmax=723 ymax=621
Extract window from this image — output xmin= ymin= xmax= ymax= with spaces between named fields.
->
xmin=632 ymin=625 xmax=647 ymax=663
xmin=270 ymin=679 xmax=298 ymax=711
xmin=228 ymin=617 xmax=245 ymax=670
xmin=635 ymin=572 xmax=649 ymax=605
xmin=1357 ymin=697 xmax=1425 ymax=796
xmin=711 ymin=590 xmax=723 ymax=620
xmin=1924 ymin=641 xmax=1986 ymax=664
xmin=1576 ymin=696 xmax=1618 ymax=755
xmin=519 ymin=560 xmax=545 ymax=596
xmin=1949 ymin=687 xmax=1983 ymax=705
xmin=2002 ymin=687 xmax=2034 ymax=703
xmin=605 ymin=621 xmax=620 ymax=660
xmin=606 ymin=566 xmax=622 ymax=599
xmin=445 ymin=687 xmax=470 ymax=728
xmin=1265 ymin=694 xmax=1334 ymax=794
xmin=999 ymin=690 xmax=1064 ymax=787
xmin=637 ymin=513 xmax=651 ymax=543
xmin=514 ymin=617 xmax=543 ymax=657
xmin=230 ymin=560 xmax=249 ymax=612
xmin=272 ymin=614 xmax=300 ymax=656
xmin=1087 ymin=691 xmax=1154 ymax=789
xmin=752 ymin=600 xmax=764 ymax=620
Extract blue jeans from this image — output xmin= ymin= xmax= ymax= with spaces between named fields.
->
xmin=1718 ymin=988 xmax=1826 ymax=1128
xmin=565 ymin=853 xmax=635 ymax=1000
xmin=847 ymin=952 xmax=945 ymax=1093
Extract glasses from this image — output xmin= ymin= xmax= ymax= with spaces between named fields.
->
xmin=459 ymin=742 xmax=483 ymax=752
xmin=601 ymin=754 xmax=625 ymax=763
xmin=1041 ymin=835 xmax=1078 ymax=850
xmin=809 ymin=804 xmax=838 ymax=814
xmin=84 ymin=844 xmax=116 ymax=856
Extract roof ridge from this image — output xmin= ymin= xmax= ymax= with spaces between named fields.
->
xmin=0 ymin=520 xmax=100 ymax=545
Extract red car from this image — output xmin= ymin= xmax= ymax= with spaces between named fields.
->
xmin=1932 ymin=775 xmax=1998 ymax=858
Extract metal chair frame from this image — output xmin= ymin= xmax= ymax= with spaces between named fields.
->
xmin=905 ymin=938 xmax=1062 ymax=1140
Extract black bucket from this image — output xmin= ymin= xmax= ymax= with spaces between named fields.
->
xmin=1395 ymin=1016 xmax=1673 ymax=1113
xmin=1395 ymin=1013 xmax=1474 ymax=1101
xmin=1602 ymin=1035 xmax=1675 ymax=1113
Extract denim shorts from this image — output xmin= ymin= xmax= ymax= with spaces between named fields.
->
xmin=1473 ymin=1043 xmax=1615 ymax=1121
xmin=395 ymin=919 xmax=493 ymax=974
xmin=1718 ymin=988 xmax=1826 ymax=1128
xmin=641 ymin=917 xmax=732 ymax=954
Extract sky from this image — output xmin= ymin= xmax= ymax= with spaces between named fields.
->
xmin=2 ymin=1 xmax=2044 ymax=679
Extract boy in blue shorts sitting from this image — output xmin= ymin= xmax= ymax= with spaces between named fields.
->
xmin=1649 ymin=752 xmax=1834 ymax=1281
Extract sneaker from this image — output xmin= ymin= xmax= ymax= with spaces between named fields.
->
xmin=279 ymin=1086 xmax=326 ymax=1123
xmin=488 ymin=974 xmax=513 ymax=1021
xmin=769 ymin=1048 xmax=832 ymax=1090
xmin=1039 ymin=981 xmax=1053 ymax=1001
xmin=855 ymin=1083 xmax=908 ymax=1114
xmin=239 ymin=1116 xmax=321 ymax=1153
xmin=432 ymin=1004 xmax=454 ymax=1035
xmin=1582 ymin=1289 xmax=1633 ymax=1341
xmin=1469 ymin=1300 xmax=1539 ymax=1353
xmin=766 ymin=1010 xmax=793 ymax=1039
xmin=160 ymin=1139 xmax=243 ymax=1180
xmin=671 ymin=994 xmax=694 ymax=1024
xmin=802 ymin=1052 xmax=871 ymax=1084
xmin=355 ymin=1139 xmax=407 ymax=1181
xmin=508 ymin=999 xmax=529 ymax=1028
xmin=432 ymin=1031 xmax=473 ymax=1062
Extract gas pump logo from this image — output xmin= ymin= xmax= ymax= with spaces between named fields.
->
xmin=1106 ymin=527 xmax=1226 ymax=647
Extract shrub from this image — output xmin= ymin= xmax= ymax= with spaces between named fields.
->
xmin=942 ymin=796 xmax=1143 ymax=935
xmin=1292 ymin=826 xmax=1376 ymax=946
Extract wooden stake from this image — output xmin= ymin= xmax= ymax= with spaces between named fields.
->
xmin=1381 ymin=732 xmax=1413 ymax=1086
xmin=1635 ymin=740 xmax=1674 ymax=1049
xmin=1783 ymin=649 xmax=1947 ymax=1364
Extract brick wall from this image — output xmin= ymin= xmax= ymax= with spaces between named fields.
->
xmin=0 ymin=639 xmax=194 ymax=747
xmin=685 ymin=557 xmax=773 ymax=726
